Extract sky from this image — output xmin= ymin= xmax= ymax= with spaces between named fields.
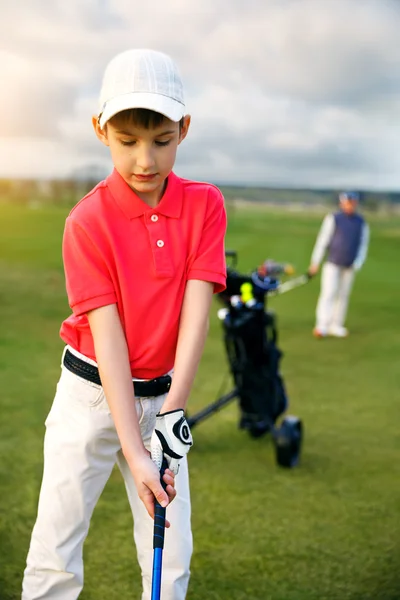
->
xmin=1 ymin=0 xmax=400 ymax=190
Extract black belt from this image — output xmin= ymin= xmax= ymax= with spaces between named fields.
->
xmin=63 ymin=349 xmax=172 ymax=397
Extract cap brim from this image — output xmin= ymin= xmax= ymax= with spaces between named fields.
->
xmin=98 ymin=92 xmax=185 ymax=128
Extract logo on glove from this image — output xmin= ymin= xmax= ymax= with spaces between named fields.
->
xmin=173 ymin=417 xmax=193 ymax=445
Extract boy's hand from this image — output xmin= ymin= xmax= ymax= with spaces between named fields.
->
xmin=308 ymin=264 xmax=319 ymax=277
xmin=151 ymin=409 xmax=193 ymax=474
xmin=128 ymin=452 xmax=176 ymax=526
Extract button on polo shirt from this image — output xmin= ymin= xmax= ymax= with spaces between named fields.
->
xmin=60 ymin=169 xmax=227 ymax=379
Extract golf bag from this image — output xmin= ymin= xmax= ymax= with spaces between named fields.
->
xmin=218 ymin=267 xmax=288 ymax=436
xmin=188 ymin=251 xmax=307 ymax=467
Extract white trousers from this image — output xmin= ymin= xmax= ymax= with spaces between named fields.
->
xmin=315 ymin=262 xmax=355 ymax=330
xmin=22 ymin=350 xmax=192 ymax=600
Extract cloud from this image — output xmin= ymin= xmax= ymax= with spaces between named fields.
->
xmin=0 ymin=0 xmax=399 ymax=189
xmin=198 ymin=0 xmax=400 ymax=104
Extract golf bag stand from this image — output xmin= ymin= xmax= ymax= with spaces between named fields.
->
xmin=188 ymin=251 xmax=304 ymax=468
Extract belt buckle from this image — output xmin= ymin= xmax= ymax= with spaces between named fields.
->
xmin=163 ymin=375 xmax=171 ymax=391
xmin=156 ymin=375 xmax=171 ymax=392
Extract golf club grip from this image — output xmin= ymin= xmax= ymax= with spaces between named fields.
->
xmin=153 ymin=458 xmax=168 ymax=550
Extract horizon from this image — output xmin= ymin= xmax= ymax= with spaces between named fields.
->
xmin=1 ymin=174 xmax=399 ymax=196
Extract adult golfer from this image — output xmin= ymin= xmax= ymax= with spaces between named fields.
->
xmin=309 ymin=191 xmax=369 ymax=337
xmin=22 ymin=49 xmax=227 ymax=600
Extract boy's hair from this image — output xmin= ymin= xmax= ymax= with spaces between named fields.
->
xmin=108 ymin=108 xmax=185 ymax=132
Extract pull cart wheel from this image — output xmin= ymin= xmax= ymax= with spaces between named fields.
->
xmin=273 ymin=415 xmax=303 ymax=468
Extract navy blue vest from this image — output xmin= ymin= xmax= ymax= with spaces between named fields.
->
xmin=328 ymin=212 xmax=364 ymax=267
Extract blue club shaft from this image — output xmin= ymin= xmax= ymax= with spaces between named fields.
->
xmin=151 ymin=548 xmax=163 ymax=600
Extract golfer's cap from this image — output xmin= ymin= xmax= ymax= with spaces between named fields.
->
xmin=97 ymin=49 xmax=185 ymax=128
xmin=339 ymin=191 xmax=360 ymax=202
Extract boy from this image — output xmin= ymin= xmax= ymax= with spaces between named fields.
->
xmin=22 ymin=49 xmax=227 ymax=600
xmin=308 ymin=191 xmax=369 ymax=338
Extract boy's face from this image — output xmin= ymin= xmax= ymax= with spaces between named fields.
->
xmin=93 ymin=114 xmax=190 ymax=206
xmin=340 ymin=198 xmax=358 ymax=215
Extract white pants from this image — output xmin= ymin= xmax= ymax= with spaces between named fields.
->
xmin=315 ymin=262 xmax=355 ymax=330
xmin=22 ymin=349 xmax=192 ymax=600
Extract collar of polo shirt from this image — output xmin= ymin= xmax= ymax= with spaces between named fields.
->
xmin=106 ymin=169 xmax=183 ymax=219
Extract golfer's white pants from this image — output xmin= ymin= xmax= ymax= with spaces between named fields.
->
xmin=22 ymin=349 xmax=192 ymax=600
xmin=316 ymin=262 xmax=355 ymax=330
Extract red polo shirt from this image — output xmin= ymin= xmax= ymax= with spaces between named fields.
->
xmin=60 ymin=169 xmax=227 ymax=378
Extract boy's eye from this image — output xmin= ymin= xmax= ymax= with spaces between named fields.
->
xmin=119 ymin=139 xmax=170 ymax=147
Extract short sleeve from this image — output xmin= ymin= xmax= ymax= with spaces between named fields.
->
xmin=187 ymin=187 xmax=227 ymax=293
xmin=63 ymin=217 xmax=117 ymax=316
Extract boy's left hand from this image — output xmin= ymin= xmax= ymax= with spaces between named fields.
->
xmin=151 ymin=409 xmax=193 ymax=474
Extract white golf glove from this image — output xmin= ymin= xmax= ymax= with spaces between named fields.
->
xmin=151 ymin=409 xmax=193 ymax=474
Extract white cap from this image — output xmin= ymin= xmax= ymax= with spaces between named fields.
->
xmin=97 ymin=49 xmax=185 ymax=128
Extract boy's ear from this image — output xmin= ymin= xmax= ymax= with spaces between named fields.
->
xmin=92 ymin=115 xmax=109 ymax=146
xmin=178 ymin=115 xmax=191 ymax=145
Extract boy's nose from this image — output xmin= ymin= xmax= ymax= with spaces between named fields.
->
xmin=136 ymin=147 xmax=156 ymax=171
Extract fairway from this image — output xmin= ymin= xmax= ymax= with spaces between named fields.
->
xmin=0 ymin=203 xmax=399 ymax=599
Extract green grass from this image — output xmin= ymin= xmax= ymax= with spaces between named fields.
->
xmin=0 ymin=203 xmax=399 ymax=599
